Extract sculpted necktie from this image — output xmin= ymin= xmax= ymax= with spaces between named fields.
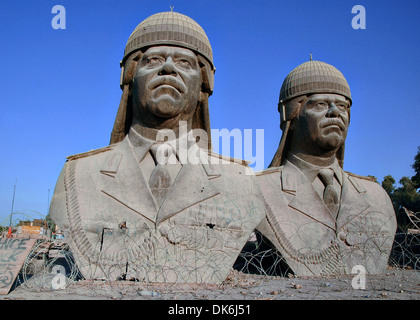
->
xmin=149 ymin=144 xmax=173 ymax=206
xmin=318 ymin=168 xmax=339 ymax=218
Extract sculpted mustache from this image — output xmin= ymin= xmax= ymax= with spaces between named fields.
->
xmin=321 ymin=118 xmax=346 ymax=130
xmin=149 ymin=77 xmax=186 ymax=93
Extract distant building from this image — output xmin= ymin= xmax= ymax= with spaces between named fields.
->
xmin=17 ymin=219 xmax=48 ymax=238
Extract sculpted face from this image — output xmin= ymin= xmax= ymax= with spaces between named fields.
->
xmin=132 ymin=46 xmax=202 ymax=128
xmin=290 ymin=93 xmax=350 ymax=156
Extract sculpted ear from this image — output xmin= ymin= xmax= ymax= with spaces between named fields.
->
xmin=197 ymin=55 xmax=214 ymax=96
xmin=120 ymin=51 xmax=142 ymax=89
xmin=199 ymin=91 xmax=206 ymax=103
xmin=110 ymin=51 xmax=142 ymax=145
xmin=346 ymin=97 xmax=351 ymax=125
xmin=280 ymin=95 xmax=307 ymax=130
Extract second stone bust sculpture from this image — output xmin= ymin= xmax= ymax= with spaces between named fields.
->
xmin=256 ymin=59 xmax=397 ymax=276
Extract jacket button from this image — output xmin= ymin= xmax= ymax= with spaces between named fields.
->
xmin=338 ymin=231 xmax=346 ymax=242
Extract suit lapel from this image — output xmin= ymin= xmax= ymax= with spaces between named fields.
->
xmin=156 ymin=160 xmax=220 ymax=224
xmin=100 ymin=138 xmax=159 ymax=224
xmin=284 ymin=161 xmax=336 ymax=230
xmin=280 ymin=162 xmax=370 ymax=232
xmin=336 ymin=173 xmax=370 ymax=228
xmin=100 ymin=138 xmax=221 ymax=225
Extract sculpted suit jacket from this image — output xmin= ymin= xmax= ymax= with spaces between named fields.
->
xmin=256 ymin=159 xmax=397 ymax=276
xmin=50 ymin=131 xmax=266 ymax=283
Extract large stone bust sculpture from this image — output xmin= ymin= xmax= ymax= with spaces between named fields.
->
xmin=50 ymin=11 xmax=265 ymax=283
xmin=256 ymin=60 xmax=397 ymax=276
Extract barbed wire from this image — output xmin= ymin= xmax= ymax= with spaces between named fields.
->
xmin=12 ymin=212 xmax=420 ymax=298
xmin=388 ymin=208 xmax=420 ymax=270
xmin=14 ymin=239 xmax=82 ymax=292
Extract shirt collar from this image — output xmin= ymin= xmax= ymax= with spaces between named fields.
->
xmin=127 ymin=127 xmax=197 ymax=162
xmin=286 ymin=153 xmax=343 ymax=186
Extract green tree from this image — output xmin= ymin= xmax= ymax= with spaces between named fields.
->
xmin=382 ymin=175 xmax=396 ymax=195
xmin=381 ymin=147 xmax=420 ymax=231
xmin=411 ymin=146 xmax=420 ymax=189
xmin=393 ymin=176 xmax=420 ymax=207
xmin=45 ymin=213 xmax=56 ymax=232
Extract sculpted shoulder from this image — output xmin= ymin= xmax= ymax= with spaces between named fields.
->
xmin=344 ymin=171 xmax=382 ymax=193
xmin=66 ymin=144 xmax=117 ymax=162
xmin=207 ymin=151 xmax=250 ymax=166
xmin=255 ymin=166 xmax=284 ymax=177
xmin=206 ymin=151 xmax=255 ymax=175
xmin=345 ymin=171 xmax=395 ymax=214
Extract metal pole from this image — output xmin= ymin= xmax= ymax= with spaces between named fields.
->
xmin=9 ymin=179 xmax=17 ymax=227
xmin=47 ymin=188 xmax=50 ymax=215
xmin=47 ymin=188 xmax=51 ymax=239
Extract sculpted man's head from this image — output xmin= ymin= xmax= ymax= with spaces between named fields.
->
xmin=110 ymin=11 xmax=215 ymax=145
xmin=270 ymin=60 xmax=352 ymax=167
xmin=287 ymin=93 xmax=350 ymax=159
xmin=132 ymin=45 xmax=203 ymax=129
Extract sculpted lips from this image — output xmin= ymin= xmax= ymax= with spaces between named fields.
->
xmin=149 ymin=76 xmax=186 ymax=94
xmin=321 ymin=118 xmax=346 ymax=131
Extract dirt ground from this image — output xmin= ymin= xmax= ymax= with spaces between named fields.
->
xmin=1 ymin=268 xmax=418 ymax=301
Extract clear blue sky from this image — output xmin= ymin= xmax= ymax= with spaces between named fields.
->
xmin=1 ymin=0 xmax=419 ymax=224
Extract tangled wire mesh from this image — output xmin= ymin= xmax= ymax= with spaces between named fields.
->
xmin=13 ymin=210 xmax=420 ymax=295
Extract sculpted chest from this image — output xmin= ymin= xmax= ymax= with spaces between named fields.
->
xmin=256 ymin=164 xmax=396 ymax=276
xmin=57 ymin=140 xmax=264 ymax=283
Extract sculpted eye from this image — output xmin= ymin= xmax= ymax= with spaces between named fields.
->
xmin=314 ymin=101 xmax=328 ymax=110
xmin=176 ymin=59 xmax=192 ymax=69
xmin=336 ymin=104 xmax=348 ymax=111
xmin=146 ymin=57 xmax=162 ymax=66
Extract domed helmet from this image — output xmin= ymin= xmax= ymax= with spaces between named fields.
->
xmin=270 ymin=59 xmax=352 ymax=168
xmin=122 ymin=11 xmax=214 ymax=72
xmin=110 ymin=11 xmax=215 ymax=146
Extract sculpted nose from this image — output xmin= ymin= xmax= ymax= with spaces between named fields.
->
xmin=158 ymin=58 xmax=177 ymax=76
xmin=327 ymin=102 xmax=340 ymax=117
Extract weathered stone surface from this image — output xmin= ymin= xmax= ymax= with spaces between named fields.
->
xmin=256 ymin=60 xmax=397 ymax=276
xmin=50 ymin=11 xmax=265 ymax=284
